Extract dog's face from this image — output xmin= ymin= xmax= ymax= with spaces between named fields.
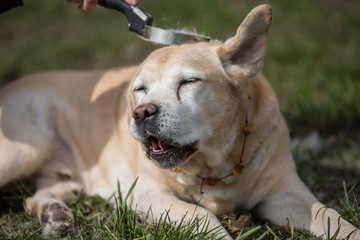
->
xmin=129 ymin=5 xmax=273 ymax=169
xmin=129 ymin=44 xmax=236 ymax=169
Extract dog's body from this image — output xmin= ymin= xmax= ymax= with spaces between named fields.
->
xmin=0 ymin=5 xmax=358 ymax=239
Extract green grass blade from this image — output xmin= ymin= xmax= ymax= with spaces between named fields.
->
xmin=124 ymin=177 xmax=139 ymax=204
xmin=235 ymin=225 xmax=261 ymax=240
xmin=343 ymin=181 xmax=350 ymax=206
xmin=288 ymin=210 xmax=294 ymax=239
xmin=265 ymin=225 xmax=279 ymax=240
xmin=256 ymin=230 xmax=269 ymax=240
xmin=23 ymin=227 xmax=43 ymax=240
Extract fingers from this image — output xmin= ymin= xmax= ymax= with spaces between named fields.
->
xmin=79 ymin=0 xmax=98 ymax=13
xmin=66 ymin=0 xmax=138 ymax=13
xmin=80 ymin=0 xmax=138 ymax=13
xmin=125 ymin=0 xmax=138 ymax=6
xmin=64 ymin=0 xmax=82 ymax=3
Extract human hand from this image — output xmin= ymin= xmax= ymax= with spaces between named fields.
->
xmin=65 ymin=0 xmax=138 ymax=13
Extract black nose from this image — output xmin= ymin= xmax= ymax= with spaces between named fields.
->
xmin=132 ymin=103 xmax=159 ymax=121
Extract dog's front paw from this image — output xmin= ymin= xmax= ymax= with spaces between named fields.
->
xmin=40 ymin=200 xmax=74 ymax=239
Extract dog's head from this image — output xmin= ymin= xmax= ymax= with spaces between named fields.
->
xmin=128 ymin=5 xmax=272 ymax=170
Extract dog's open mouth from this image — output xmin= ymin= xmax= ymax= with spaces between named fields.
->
xmin=145 ymin=137 xmax=197 ymax=169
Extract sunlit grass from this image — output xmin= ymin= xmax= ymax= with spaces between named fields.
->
xmin=1 ymin=156 xmax=358 ymax=239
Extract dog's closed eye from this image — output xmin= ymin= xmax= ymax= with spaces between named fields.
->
xmin=176 ymin=78 xmax=202 ymax=102
xmin=179 ymin=78 xmax=201 ymax=86
xmin=133 ymin=85 xmax=148 ymax=103
xmin=134 ymin=86 xmax=147 ymax=93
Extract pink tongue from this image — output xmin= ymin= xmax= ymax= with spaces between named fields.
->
xmin=151 ymin=139 xmax=171 ymax=152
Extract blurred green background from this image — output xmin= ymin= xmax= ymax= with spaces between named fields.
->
xmin=0 ymin=0 xmax=359 ymax=136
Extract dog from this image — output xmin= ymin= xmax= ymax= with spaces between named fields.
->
xmin=0 ymin=4 xmax=358 ymax=239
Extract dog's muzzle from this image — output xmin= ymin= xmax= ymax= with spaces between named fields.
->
xmin=131 ymin=103 xmax=198 ymax=169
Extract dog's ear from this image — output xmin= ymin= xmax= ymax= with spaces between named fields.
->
xmin=217 ymin=4 xmax=272 ymax=80
xmin=127 ymin=87 xmax=136 ymax=123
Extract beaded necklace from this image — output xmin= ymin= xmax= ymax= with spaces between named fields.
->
xmin=170 ymin=112 xmax=251 ymax=194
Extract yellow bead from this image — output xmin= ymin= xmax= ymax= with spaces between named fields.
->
xmin=242 ymin=126 xmax=252 ymax=135
xmin=204 ymin=178 xmax=217 ymax=186
xmin=232 ymin=168 xmax=239 ymax=176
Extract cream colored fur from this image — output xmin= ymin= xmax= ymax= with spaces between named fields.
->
xmin=0 ymin=4 xmax=358 ymax=239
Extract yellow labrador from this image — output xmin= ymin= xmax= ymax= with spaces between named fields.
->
xmin=0 ymin=4 xmax=358 ymax=239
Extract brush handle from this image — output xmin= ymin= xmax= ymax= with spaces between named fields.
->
xmin=98 ymin=0 xmax=153 ymax=35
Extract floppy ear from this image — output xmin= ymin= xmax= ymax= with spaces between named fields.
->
xmin=127 ymin=86 xmax=136 ymax=123
xmin=217 ymin=4 xmax=273 ymax=79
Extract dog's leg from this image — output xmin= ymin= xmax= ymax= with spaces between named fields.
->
xmin=26 ymin=180 xmax=82 ymax=239
xmin=309 ymin=202 xmax=360 ymax=240
xmin=255 ymin=175 xmax=359 ymax=239
xmin=0 ymin=139 xmax=48 ymax=187
xmin=135 ymin=183 xmax=233 ymax=240
xmin=0 ymin=107 xmax=51 ymax=187
xmin=24 ymin=138 xmax=82 ymax=239
xmin=148 ymin=199 xmax=232 ymax=239
xmin=0 ymin=86 xmax=55 ymax=187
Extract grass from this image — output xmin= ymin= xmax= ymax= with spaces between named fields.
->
xmin=1 ymin=144 xmax=359 ymax=239
xmin=0 ymin=0 xmax=359 ymax=239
